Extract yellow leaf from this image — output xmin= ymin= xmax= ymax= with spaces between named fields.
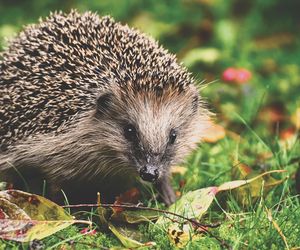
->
xmin=168 ymin=223 xmax=201 ymax=248
xmin=0 ymin=219 xmax=75 ymax=242
xmin=156 ymin=187 xmax=217 ymax=225
xmin=0 ymin=190 xmax=90 ymax=242
xmin=0 ymin=190 xmax=71 ymax=221
xmin=218 ymin=170 xmax=286 ymax=192
xmin=109 ymin=223 xmax=155 ymax=248
xmin=291 ymin=108 xmax=300 ymax=129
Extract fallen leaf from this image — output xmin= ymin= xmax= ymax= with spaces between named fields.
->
xmin=157 ymin=170 xmax=286 ymax=225
xmin=113 ymin=188 xmax=140 ymax=213
xmin=98 ymin=191 xmax=158 ymax=224
xmin=218 ymin=170 xmax=286 ymax=191
xmin=109 ymin=223 xmax=156 ymax=248
xmin=232 ymin=163 xmax=287 ymax=205
xmin=156 ymin=187 xmax=217 ymax=225
xmin=280 ymin=127 xmax=297 ymax=141
xmin=0 ymin=219 xmax=75 ymax=242
xmin=111 ymin=210 xmax=159 ymax=224
xmin=167 ymin=223 xmax=202 ymax=248
xmin=202 ymin=121 xmax=226 ymax=143
xmin=232 ymin=163 xmax=252 ymax=179
xmin=0 ymin=190 xmax=72 ymax=221
xmin=0 ymin=198 xmax=30 ymax=221
xmin=0 ymin=190 xmax=90 ymax=242
xmin=157 ymin=170 xmax=285 ymax=248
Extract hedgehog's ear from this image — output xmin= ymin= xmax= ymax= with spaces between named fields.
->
xmin=96 ymin=92 xmax=113 ymax=115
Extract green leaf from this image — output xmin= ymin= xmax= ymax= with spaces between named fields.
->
xmin=109 ymin=223 xmax=156 ymax=249
xmin=156 ymin=187 xmax=216 ymax=225
xmin=157 ymin=170 xmax=286 ymax=248
xmin=0 ymin=190 xmax=72 ymax=221
xmin=157 ymin=170 xmax=286 ymax=225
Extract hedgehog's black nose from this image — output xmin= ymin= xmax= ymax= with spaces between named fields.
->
xmin=139 ymin=166 xmax=159 ymax=182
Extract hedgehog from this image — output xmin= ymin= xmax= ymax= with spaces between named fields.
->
xmin=0 ymin=10 xmax=210 ymax=205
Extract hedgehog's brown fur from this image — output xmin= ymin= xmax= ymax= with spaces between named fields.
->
xmin=0 ymin=10 xmax=210 ymax=205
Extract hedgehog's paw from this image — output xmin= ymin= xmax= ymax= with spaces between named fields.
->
xmin=156 ymin=176 xmax=176 ymax=206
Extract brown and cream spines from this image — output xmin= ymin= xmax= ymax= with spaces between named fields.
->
xmin=0 ymin=10 xmax=210 ymax=205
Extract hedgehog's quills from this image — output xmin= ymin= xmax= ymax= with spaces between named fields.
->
xmin=0 ymin=10 xmax=210 ymax=205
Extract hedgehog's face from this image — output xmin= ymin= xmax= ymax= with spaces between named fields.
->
xmin=94 ymin=85 xmax=209 ymax=183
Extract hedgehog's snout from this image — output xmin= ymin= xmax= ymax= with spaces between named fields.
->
xmin=139 ymin=164 xmax=159 ymax=182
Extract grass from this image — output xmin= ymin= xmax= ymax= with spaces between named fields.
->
xmin=1 ymin=0 xmax=300 ymax=249
xmin=1 ymin=125 xmax=299 ymax=249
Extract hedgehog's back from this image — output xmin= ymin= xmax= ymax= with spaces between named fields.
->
xmin=0 ymin=10 xmax=190 ymax=150
xmin=1 ymin=11 xmax=103 ymax=149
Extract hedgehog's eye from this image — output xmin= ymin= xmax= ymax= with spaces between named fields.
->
xmin=169 ymin=129 xmax=177 ymax=144
xmin=124 ymin=124 xmax=137 ymax=141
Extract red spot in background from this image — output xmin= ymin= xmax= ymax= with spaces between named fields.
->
xmin=222 ymin=67 xmax=252 ymax=84
xmin=235 ymin=68 xmax=252 ymax=83
xmin=222 ymin=67 xmax=237 ymax=82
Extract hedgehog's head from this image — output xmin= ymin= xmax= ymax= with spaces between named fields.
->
xmin=93 ymin=84 xmax=209 ymax=183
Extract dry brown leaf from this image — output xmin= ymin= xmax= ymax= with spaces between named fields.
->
xmin=202 ymin=122 xmax=226 ymax=143
xmin=113 ymin=188 xmax=140 ymax=213
xmin=280 ymin=127 xmax=297 ymax=141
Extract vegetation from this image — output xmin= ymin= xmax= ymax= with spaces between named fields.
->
xmin=0 ymin=0 xmax=299 ymax=249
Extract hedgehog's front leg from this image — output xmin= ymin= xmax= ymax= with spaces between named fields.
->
xmin=155 ymin=175 xmax=176 ymax=206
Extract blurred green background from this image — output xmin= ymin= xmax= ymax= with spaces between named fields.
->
xmin=0 ymin=0 xmax=299 ymax=137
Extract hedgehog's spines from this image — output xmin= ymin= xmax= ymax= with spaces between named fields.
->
xmin=0 ymin=10 xmax=195 ymax=150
